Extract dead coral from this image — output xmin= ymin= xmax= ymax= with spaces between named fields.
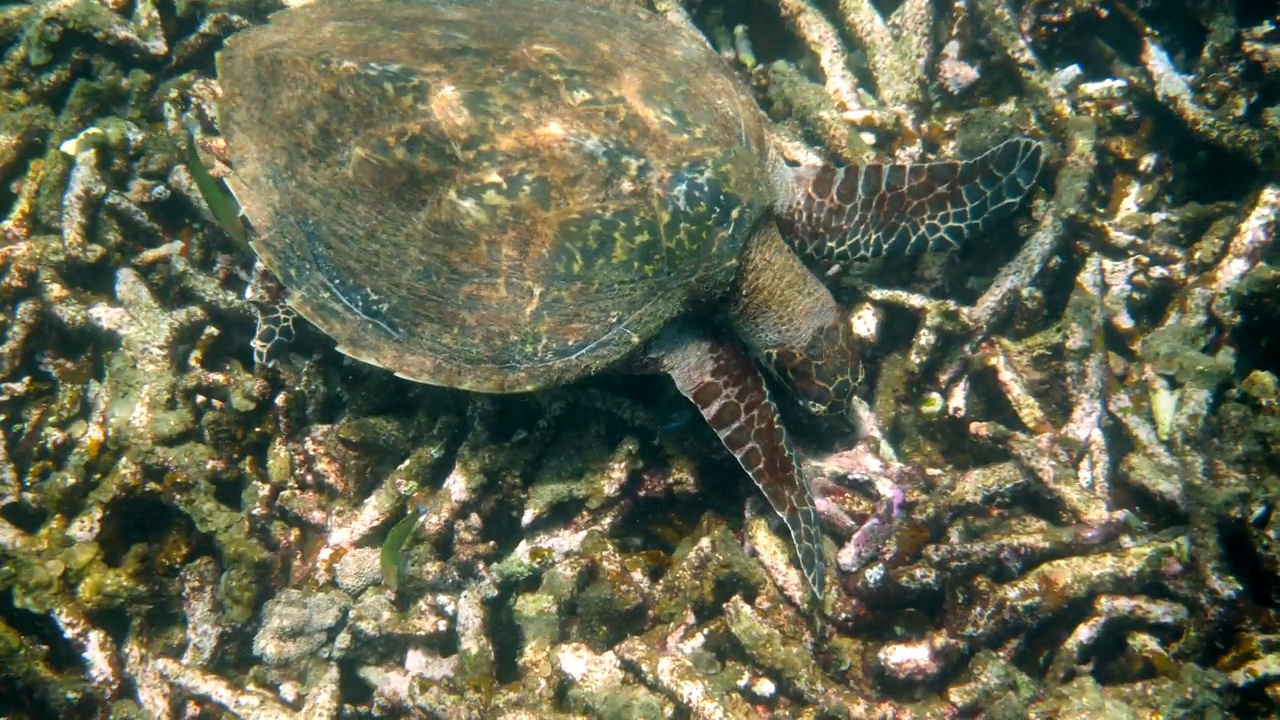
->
xmin=1 ymin=0 xmax=1278 ymax=716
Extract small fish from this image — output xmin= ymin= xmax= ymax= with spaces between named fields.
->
xmin=380 ymin=511 xmax=420 ymax=593
xmin=183 ymin=122 xmax=248 ymax=245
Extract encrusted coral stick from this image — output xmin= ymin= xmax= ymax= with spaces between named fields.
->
xmin=1062 ymin=253 xmax=1111 ymax=501
xmin=761 ymin=57 xmax=878 ymax=162
xmin=615 ymin=635 xmax=756 ymax=719
xmin=87 ymin=268 xmax=208 ymax=443
xmin=0 ymin=433 xmax=17 ymax=506
xmin=27 ymin=0 xmax=169 ymax=63
xmin=61 ymin=148 xmax=107 ymax=259
xmin=981 ymin=338 xmax=1051 ymax=433
xmin=971 ymin=0 xmax=1074 ymax=127
xmin=555 ymin=643 xmax=668 ymax=715
xmin=455 ymin=584 xmax=496 ymax=690
xmin=724 ymin=595 xmax=876 ymax=713
xmin=998 ymin=426 xmax=1110 ymax=524
xmin=154 ymin=658 xmax=296 ymax=720
xmin=124 ymin=635 xmax=172 ymax=717
xmin=9 ymin=517 xmax=123 ymax=699
xmin=1048 ymin=594 xmax=1189 ymax=682
xmin=52 ymin=606 xmax=120 ymax=691
xmin=1141 ymin=185 xmax=1278 ymax=442
xmin=1207 ymin=185 xmax=1280 ymax=329
xmin=744 ymin=515 xmax=810 ymax=606
xmin=772 ymin=0 xmax=867 ymax=116
xmin=835 ymin=0 xmax=930 ymax=118
xmin=0 ymin=298 xmax=40 ymax=380
xmin=862 ymin=286 xmax=966 ymax=315
xmin=1141 ymin=37 xmax=1275 ymax=169
xmin=1106 ymin=387 xmax=1186 ymax=508
xmin=1128 ymin=192 xmax=1278 ymax=640
xmin=956 ymin=540 xmax=1179 ymax=644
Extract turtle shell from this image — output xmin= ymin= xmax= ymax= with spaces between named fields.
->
xmin=216 ymin=0 xmax=777 ymax=392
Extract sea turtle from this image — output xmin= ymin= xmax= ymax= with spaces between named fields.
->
xmin=213 ymin=0 xmax=1044 ymax=601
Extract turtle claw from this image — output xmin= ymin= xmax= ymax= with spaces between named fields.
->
xmin=650 ymin=325 xmax=826 ymax=601
xmin=779 ymin=137 xmax=1045 ymax=267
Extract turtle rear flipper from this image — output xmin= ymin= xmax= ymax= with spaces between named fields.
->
xmin=648 ymin=324 xmax=826 ymax=602
xmin=779 ymin=137 xmax=1045 ymax=268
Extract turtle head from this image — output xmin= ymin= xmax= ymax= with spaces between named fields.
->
xmin=764 ymin=317 xmax=864 ymax=422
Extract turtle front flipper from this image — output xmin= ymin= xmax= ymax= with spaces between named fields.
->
xmin=245 ymin=259 xmax=297 ymax=367
xmin=778 ymin=138 xmax=1045 ymax=268
xmin=647 ymin=325 xmax=826 ymax=601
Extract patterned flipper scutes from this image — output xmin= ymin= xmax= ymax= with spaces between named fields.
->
xmin=654 ymin=326 xmax=825 ymax=601
xmin=246 ymin=260 xmax=297 ymax=367
xmin=779 ymin=138 xmax=1045 ymax=266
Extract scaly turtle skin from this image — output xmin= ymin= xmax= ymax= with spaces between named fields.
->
xmin=215 ymin=0 xmax=1044 ymax=601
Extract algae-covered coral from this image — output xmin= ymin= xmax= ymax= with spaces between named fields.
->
xmin=1 ymin=0 xmax=1278 ymax=717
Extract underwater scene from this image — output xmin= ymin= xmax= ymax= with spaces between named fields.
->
xmin=1 ymin=0 xmax=1278 ymax=717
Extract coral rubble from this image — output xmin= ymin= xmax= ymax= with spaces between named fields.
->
xmin=1 ymin=0 xmax=1278 ymax=716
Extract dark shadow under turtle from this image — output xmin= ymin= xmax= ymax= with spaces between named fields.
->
xmin=212 ymin=0 xmax=1045 ymax=602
